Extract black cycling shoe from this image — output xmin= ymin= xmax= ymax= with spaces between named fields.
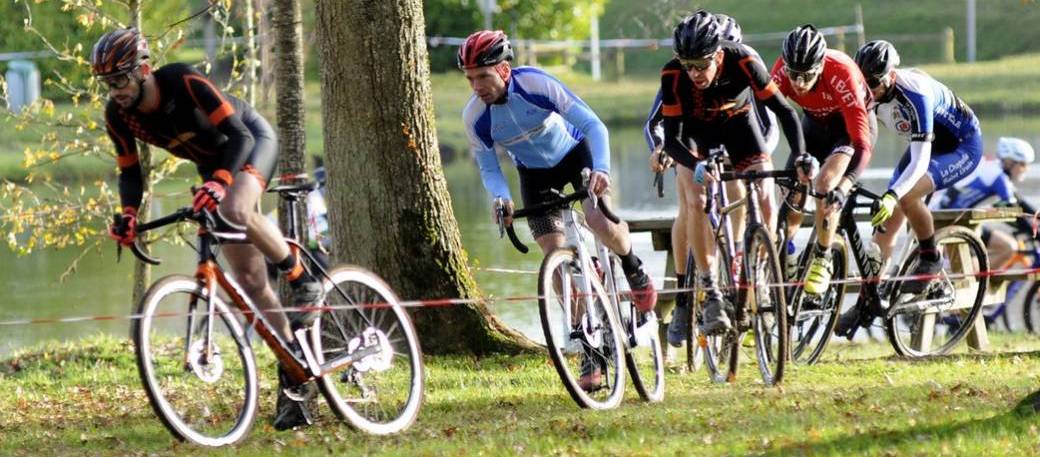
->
xmin=288 ymin=279 xmax=326 ymax=330
xmin=899 ymin=255 xmax=943 ymax=295
xmin=698 ymin=294 xmax=732 ymax=336
xmin=273 ymin=365 xmax=317 ymax=431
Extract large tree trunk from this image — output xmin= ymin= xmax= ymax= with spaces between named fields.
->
xmin=128 ymin=0 xmax=151 ymax=306
xmin=315 ymin=0 xmax=538 ymax=354
xmin=272 ymin=0 xmax=307 ymax=220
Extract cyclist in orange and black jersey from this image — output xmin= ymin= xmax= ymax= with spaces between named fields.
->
xmin=660 ymin=11 xmax=805 ymax=336
xmin=94 ymin=27 xmax=318 ymax=430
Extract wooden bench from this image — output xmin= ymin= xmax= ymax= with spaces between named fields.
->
xmin=629 ymin=207 xmax=1025 ymax=352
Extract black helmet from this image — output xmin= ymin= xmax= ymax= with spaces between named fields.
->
xmin=782 ymin=24 xmax=826 ymax=72
xmin=673 ymin=11 xmax=721 ymax=59
xmin=855 ymin=40 xmax=900 ymax=80
xmin=91 ymin=28 xmax=149 ymax=77
xmin=715 ymin=14 xmax=743 ymax=43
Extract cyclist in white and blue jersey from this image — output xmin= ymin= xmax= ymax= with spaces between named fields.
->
xmin=645 ymin=13 xmax=780 ymax=346
xmin=458 ymin=31 xmax=657 ymax=388
xmin=934 ymin=137 xmax=1037 ymax=270
xmin=838 ymin=40 xmax=984 ymax=334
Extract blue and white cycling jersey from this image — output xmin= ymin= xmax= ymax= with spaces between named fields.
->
xmin=875 ymin=69 xmax=982 ymax=197
xmin=936 ymin=158 xmax=1017 ymax=209
xmin=463 ymin=67 xmax=610 ymax=201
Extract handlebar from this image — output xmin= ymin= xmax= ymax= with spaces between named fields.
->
xmin=117 ymin=207 xmax=242 ymax=265
xmin=496 ymin=187 xmax=621 ymax=254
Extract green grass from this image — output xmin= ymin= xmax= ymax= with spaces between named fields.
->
xmin=3 ymin=333 xmax=1040 ymax=455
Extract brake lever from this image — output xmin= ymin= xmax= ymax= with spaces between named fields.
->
xmin=581 ymin=168 xmax=598 ymax=209
xmin=494 ymin=198 xmax=506 ymax=239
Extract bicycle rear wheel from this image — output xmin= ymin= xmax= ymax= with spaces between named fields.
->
xmin=885 ymin=226 xmax=988 ymax=357
xmin=310 ymin=266 xmax=424 ymax=435
xmin=681 ymin=250 xmax=705 ymax=373
xmin=133 ymin=275 xmax=258 ymax=447
xmin=611 ymin=256 xmax=664 ymax=402
xmin=789 ymin=239 xmax=846 ymax=364
xmin=744 ymin=225 xmax=788 ymax=385
xmin=539 ymin=248 xmax=626 ymax=409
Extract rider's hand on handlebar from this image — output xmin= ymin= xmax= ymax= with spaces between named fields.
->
xmin=794 ymin=153 xmax=817 ymax=184
xmin=649 ymin=147 xmax=673 ymax=173
xmin=193 ymin=179 xmax=228 ymax=213
xmin=589 ymin=170 xmax=611 ymax=196
xmin=871 ymin=191 xmax=899 ymax=227
xmin=108 ymin=207 xmax=138 ymax=247
xmin=693 ymin=161 xmax=716 ymax=185
xmin=492 ymin=198 xmax=515 ymax=226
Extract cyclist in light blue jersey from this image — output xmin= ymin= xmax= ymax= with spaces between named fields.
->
xmin=458 ymin=31 xmax=658 ymax=388
xmin=934 ymin=137 xmax=1037 ymax=269
xmin=837 ymin=40 xmax=984 ymax=334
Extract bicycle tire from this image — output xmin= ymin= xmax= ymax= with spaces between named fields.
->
xmin=884 ymin=226 xmax=989 ymax=357
xmin=538 ymin=248 xmax=626 ymax=409
xmin=611 ymin=256 xmax=665 ymax=402
xmin=691 ymin=240 xmax=738 ymax=384
xmin=682 ymin=249 xmax=704 ymax=373
xmin=789 ymin=239 xmax=846 ymax=364
xmin=310 ymin=266 xmax=424 ymax=435
xmin=1023 ymin=281 xmax=1040 ymax=334
xmin=133 ymin=275 xmax=259 ymax=447
xmin=744 ymin=225 xmax=788 ymax=385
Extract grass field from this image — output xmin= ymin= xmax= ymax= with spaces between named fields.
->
xmin=2 ymin=333 xmax=1040 ymax=455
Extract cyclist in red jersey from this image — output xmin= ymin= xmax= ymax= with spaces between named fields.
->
xmin=660 ymin=11 xmax=806 ymax=335
xmin=93 ymin=28 xmax=320 ymax=430
xmin=770 ymin=24 xmax=877 ymax=296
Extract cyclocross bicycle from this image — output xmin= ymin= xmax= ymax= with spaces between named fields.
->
xmin=498 ymin=171 xmax=664 ymax=408
xmin=127 ymin=181 xmax=424 ymax=446
xmin=682 ymin=150 xmax=788 ymax=386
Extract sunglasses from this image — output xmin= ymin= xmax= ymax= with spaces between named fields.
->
xmin=98 ymin=73 xmax=133 ymax=91
xmin=785 ymin=65 xmax=822 ymax=86
xmin=865 ymin=74 xmax=890 ymax=89
xmin=678 ymin=55 xmax=716 ymax=72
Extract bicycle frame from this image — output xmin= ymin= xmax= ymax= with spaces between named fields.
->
xmin=558 ymin=206 xmax=628 ymax=348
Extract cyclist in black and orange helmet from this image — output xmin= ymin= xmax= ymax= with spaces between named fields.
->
xmin=93 ymin=27 xmax=319 ymax=431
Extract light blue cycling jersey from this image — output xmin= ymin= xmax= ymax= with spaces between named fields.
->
xmin=875 ymin=69 xmax=981 ymax=197
xmin=463 ymin=67 xmax=610 ymax=201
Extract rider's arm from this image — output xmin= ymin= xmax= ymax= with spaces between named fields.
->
xmin=180 ymin=65 xmax=254 ymax=184
xmin=463 ymin=99 xmax=511 ymax=201
xmin=644 ymin=89 xmax=665 ymax=153
xmin=836 ymin=66 xmax=875 ymax=180
xmin=105 ymin=104 xmax=143 ymax=212
xmin=661 ymin=117 xmax=697 ymax=170
xmin=745 ymin=56 xmax=804 ymax=156
xmin=888 ymin=88 xmax=936 ymax=198
xmin=522 ymin=70 xmax=611 ymax=174
xmin=658 ymin=65 xmax=699 ymax=170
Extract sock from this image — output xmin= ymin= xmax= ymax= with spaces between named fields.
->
xmin=813 ymin=242 xmax=831 ymax=260
xmin=674 ymin=274 xmax=688 ymax=309
xmin=618 ymin=248 xmax=642 ymax=276
xmin=919 ymin=236 xmax=940 ymax=262
xmin=277 ymin=251 xmax=312 ymax=287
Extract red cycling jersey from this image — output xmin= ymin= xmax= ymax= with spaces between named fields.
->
xmin=771 ymin=49 xmax=874 ymax=177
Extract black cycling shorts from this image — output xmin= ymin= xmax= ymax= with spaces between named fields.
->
xmin=200 ymin=109 xmax=278 ymax=188
xmin=517 ymin=140 xmax=608 ymax=238
xmin=793 ymin=112 xmax=878 ymax=166
xmin=685 ymin=108 xmax=771 ymax=171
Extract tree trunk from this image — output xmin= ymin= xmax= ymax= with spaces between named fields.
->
xmin=244 ymin=0 xmax=258 ymax=106
xmin=314 ymin=0 xmax=538 ymax=354
xmin=128 ymin=0 xmax=151 ymax=307
xmin=257 ymin=0 xmax=275 ymax=110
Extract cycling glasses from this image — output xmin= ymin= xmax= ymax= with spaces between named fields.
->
xmin=98 ymin=73 xmax=133 ymax=90
xmin=865 ymin=73 xmax=891 ymax=89
xmin=679 ymin=55 xmax=716 ymax=72
xmin=785 ymin=65 xmax=822 ymax=87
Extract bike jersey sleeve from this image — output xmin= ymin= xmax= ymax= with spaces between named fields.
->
xmin=888 ymin=76 xmax=938 ymax=198
xmin=463 ymin=97 xmax=512 ymax=201
xmin=830 ymin=59 xmax=874 ymax=179
xmin=644 ymin=89 xmax=665 ymax=153
xmin=739 ymin=53 xmax=804 ymax=157
xmin=105 ymin=102 xmax=143 ymax=211
xmin=176 ymin=64 xmax=254 ymax=184
xmin=515 ymin=69 xmax=611 ymax=173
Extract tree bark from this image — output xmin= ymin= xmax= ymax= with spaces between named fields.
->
xmin=315 ymin=0 xmax=538 ymax=354
xmin=128 ymin=0 xmax=151 ymax=307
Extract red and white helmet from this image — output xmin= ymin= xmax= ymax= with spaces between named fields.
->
xmin=457 ymin=30 xmax=513 ymax=70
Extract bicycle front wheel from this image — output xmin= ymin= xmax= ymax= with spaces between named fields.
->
xmin=539 ymin=248 xmax=626 ymax=409
xmin=695 ymin=240 xmax=738 ymax=384
xmin=610 ymin=256 xmax=664 ymax=402
xmin=132 ymin=275 xmax=258 ymax=447
xmin=744 ymin=225 xmax=788 ymax=385
xmin=885 ymin=226 xmax=988 ymax=357
xmin=789 ymin=239 xmax=846 ymax=364
xmin=310 ymin=266 xmax=424 ymax=435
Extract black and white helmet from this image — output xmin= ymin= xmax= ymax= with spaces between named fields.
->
xmin=782 ymin=24 xmax=827 ymax=72
xmin=854 ymin=40 xmax=900 ymax=80
xmin=715 ymin=14 xmax=742 ymax=43
xmin=673 ymin=10 xmax=721 ymax=59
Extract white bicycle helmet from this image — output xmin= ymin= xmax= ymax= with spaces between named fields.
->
xmin=997 ymin=137 xmax=1035 ymax=164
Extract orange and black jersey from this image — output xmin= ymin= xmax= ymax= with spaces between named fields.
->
xmin=658 ymin=41 xmax=804 ymax=169
xmin=105 ymin=63 xmax=256 ymax=211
